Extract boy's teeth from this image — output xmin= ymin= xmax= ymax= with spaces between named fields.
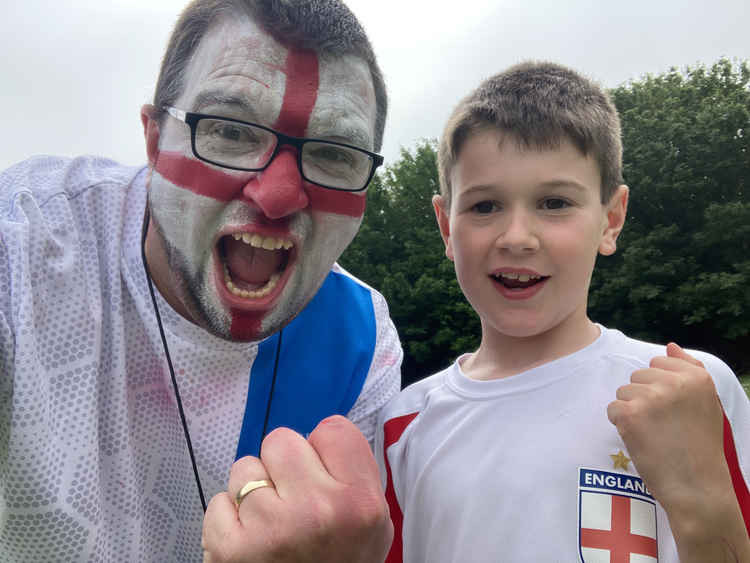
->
xmin=499 ymin=273 xmax=539 ymax=281
xmin=223 ymin=262 xmax=281 ymax=298
xmin=232 ymin=232 xmax=294 ymax=251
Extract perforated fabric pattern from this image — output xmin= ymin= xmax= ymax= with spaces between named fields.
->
xmin=0 ymin=156 xmax=402 ymax=562
xmin=338 ymin=267 xmax=402 ymax=444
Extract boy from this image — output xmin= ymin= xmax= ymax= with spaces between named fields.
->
xmin=377 ymin=62 xmax=750 ymax=562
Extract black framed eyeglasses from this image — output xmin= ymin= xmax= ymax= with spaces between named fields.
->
xmin=164 ymin=106 xmax=384 ymax=192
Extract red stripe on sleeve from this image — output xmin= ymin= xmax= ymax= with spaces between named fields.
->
xmin=383 ymin=412 xmax=419 ymax=563
xmin=723 ymin=412 xmax=750 ymax=536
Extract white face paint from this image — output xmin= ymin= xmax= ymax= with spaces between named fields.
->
xmin=145 ymin=13 xmax=377 ymax=341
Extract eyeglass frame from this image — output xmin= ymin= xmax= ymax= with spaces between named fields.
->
xmin=163 ymin=106 xmax=384 ymax=192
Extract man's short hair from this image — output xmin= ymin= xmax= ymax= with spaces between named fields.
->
xmin=437 ymin=61 xmax=623 ymax=208
xmin=153 ymin=0 xmax=387 ymax=151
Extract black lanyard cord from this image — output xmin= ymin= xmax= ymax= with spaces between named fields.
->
xmin=141 ymin=205 xmax=207 ymax=512
xmin=140 ymin=204 xmax=282 ymax=515
xmin=261 ymin=328 xmax=282 ymax=444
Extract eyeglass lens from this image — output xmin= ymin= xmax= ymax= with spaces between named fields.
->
xmin=194 ymin=118 xmax=373 ymax=190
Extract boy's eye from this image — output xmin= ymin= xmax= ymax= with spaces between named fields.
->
xmin=471 ymin=201 xmax=498 ymax=214
xmin=540 ymin=198 xmax=570 ymax=210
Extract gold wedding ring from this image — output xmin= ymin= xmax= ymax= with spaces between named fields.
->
xmin=235 ymin=479 xmax=275 ymax=507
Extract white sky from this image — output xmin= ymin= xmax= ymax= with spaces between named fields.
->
xmin=1 ymin=0 xmax=748 ymax=170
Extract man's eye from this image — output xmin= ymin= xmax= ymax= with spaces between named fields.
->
xmin=213 ymin=125 xmax=251 ymax=143
xmin=309 ymin=146 xmax=354 ymax=165
xmin=472 ymin=201 xmax=498 ymax=214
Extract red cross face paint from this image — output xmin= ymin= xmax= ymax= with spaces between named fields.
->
xmin=145 ymin=14 xmax=376 ymax=341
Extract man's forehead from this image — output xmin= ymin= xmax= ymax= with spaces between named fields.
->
xmin=181 ymin=14 xmax=286 ymax=96
xmin=176 ymin=12 xmax=376 ymax=147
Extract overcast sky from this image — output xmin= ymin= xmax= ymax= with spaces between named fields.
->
xmin=1 ymin=0 xmax=747 ymax=170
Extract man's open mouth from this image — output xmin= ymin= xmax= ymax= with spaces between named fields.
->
xmin=219 ymin=232 xmax=294 ymax=299
xmin=491 ymin=272 xmax=548 ymax=289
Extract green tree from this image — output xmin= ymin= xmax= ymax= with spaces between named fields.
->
xmin=340 ymin=142 xmax=480 ymax=385
xmin=344 ymin=58 xmax=750 ymax=384
xmin=590 ymin=59 xmax=750 ymax=372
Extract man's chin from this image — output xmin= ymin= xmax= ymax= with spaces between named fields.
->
xmin=190 ymin=303 xmax=298 ymax=343
xmin=192 ymin=269 xmax=327 ymax=343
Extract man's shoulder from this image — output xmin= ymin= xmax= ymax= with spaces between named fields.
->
xmin=0 ymin=155 xmax=144 ymax=216
xmin=330 ymin=263 xmax=380 ymax=295
xmin=329 ymin=262 xmax=393 ymax=319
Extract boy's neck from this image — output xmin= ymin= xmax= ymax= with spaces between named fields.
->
xmin=462 ymin=317 xmax=601 ymax=381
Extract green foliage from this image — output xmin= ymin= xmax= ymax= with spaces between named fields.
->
xmin=591 ymin=58 xmax=750 ymax=371
xmin=343 ymin=58 xmax=750 ymax=385
xmin=741 ymin=375 xmax=750 ymax=399
xmin=340 ymin=142 xmax=480 ymax=385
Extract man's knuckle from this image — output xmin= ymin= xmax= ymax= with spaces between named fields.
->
xmin=303 ymin=493 xmax=338 ymax=530
xmin=349 ymin=492 xmax=389 ymax=531
xmin=261 ymin=427 xmax=302 ymax=462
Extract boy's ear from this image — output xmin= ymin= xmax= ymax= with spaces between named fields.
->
xmin=140 ymin=104 xmax=160 ymax=167
xmin=432 ymin=194 xmax=454 ymax=261
xmin=599 ymin=185 xmax=629 ymax=256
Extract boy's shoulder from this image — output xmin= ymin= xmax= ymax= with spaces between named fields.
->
xmin=602 ymin=327 xmax=737 ymax=392
xmin=380 ymin=361 xmax=456 ymax=425
xmin=600 ymin=327 xmax=667 ymax=366
xmin=604 ymin=327 xmax=731 ymax=369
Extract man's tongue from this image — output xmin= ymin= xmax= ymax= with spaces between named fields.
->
xmin=224 ymin=237 xmax=283 ymax=289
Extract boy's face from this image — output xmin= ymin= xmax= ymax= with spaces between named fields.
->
xmin=433 ymin=129 xmax=627 ymax=343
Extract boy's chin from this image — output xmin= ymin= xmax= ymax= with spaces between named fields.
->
xmin=487 ymin=317 xmax=559 ymax=340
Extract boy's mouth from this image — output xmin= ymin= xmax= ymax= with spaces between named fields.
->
xmin=491 ymin=272 xmax=549 ymax=289
xmin=219 ymin=233 xmax=294 ymax=299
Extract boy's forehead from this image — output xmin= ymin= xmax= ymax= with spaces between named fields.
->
xmin=451 ymin=128 xmax=602 ymax=195
xmin=176 ymin=14 xmax=376 ymax=146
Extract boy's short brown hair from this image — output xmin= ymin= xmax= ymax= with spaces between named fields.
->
xmin=437 ymin=61 xmax=623 ymax=208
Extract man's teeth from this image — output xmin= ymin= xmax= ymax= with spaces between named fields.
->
xmin=232 ymin=232 xmax=293 ymax=250
xmin=499 ymin=273 xmax=540 ymax=283
xmin=223 ymin=263 xmax=281 ymax=298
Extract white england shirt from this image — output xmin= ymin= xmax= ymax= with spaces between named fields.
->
xmin=0 ymin=155 xmax=402 ymax=562
xmin=378 ymin=327 xmax=750 ymax=563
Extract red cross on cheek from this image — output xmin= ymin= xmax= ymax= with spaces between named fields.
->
xmin=154 ymin=48 xmax=366 ymax=220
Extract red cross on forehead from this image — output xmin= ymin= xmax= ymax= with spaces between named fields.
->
xmin=273 ymin=48 xmax=319 ymax=137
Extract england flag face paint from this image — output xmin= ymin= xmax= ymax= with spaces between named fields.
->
xmin=144 ymin=14 xmax=376 ymax=341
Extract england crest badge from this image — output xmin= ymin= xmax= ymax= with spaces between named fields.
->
xmin=578 ymin=468 xmax=658 ymax=562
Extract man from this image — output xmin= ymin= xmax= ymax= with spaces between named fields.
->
xmin=0 ymin=1 xmax=399 ymax=561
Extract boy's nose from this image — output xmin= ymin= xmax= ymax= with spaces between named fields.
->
xmin=241 ymin=148 xmax=309 ymax=219
xmin=496 ymin=210 xmax=539 ymax=253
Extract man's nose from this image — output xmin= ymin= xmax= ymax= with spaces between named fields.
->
xmin=242 ymin=148 xmax=310 ymax=219
xmin=496 ymin=208 xmax=540 ymax=253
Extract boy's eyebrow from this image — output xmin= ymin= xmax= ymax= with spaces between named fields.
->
xmin=457 ymin=184 xmax=495 ymax=198
xmin=537 ymin=179 xmax=591 ymax=193
xmin=458 ymin=180 xmax=590 ymax=198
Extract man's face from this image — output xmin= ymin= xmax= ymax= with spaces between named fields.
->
xmin=144 ymin=14 xmax=377 ymax=341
